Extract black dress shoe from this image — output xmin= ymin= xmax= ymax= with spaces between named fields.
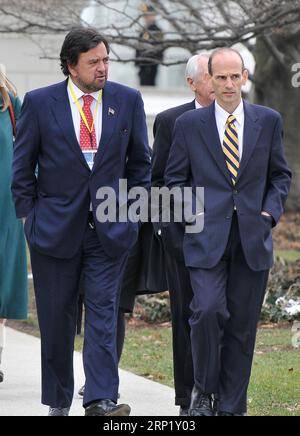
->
xmin=48 ymin=407 xmax=70 ymax=416
xmin=0 ymin=370 xmax=4 ymax=383
xmin=85 ymin=399 xmax=131 ymax=416
xmin=189 ymin=386 xmax=214 ymax=417
xmin=179 ymin=406 xmax=189 ymax=416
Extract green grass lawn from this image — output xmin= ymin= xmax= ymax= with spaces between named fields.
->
xmin=75 ymin=323 xmax=300 ymax=416
xmin=116 ymin=323 xmax=300 ymax=417
xmin=16 ymin=313 xmax=299 ymax=416
xmin=275 ymin=250 xmax=300 ymax=261
xmin=247 ymin=328 xmax=300 ymax=416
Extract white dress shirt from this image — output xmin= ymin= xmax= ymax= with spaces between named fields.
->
xmin=67 ymin=79 xmax=103 ymax=210
xmin=195 ymin=100 xmax=203 ymax=109
xmin=215 ymin=100 xmax=245 ymax=159
xmin=67 ymin=78 xmax=103 ymax=148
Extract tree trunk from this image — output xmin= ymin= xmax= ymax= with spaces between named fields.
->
xmin=254 ymin=34 xmax=300 ymax=212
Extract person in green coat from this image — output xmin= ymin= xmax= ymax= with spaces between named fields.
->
xmin=0 ymin=64 xmax=28 ymax=383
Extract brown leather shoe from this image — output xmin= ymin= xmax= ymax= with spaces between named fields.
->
xmin=85 ymin=399 xmax=131 ymax=416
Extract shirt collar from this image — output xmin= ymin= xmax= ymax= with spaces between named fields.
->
xmin=69 ymin=78 xmax=101 ymax=103
xmin=195 ymin=100 xmax=203 ymax=110
xmin=215 ymin=99 xmax=244 ymax=127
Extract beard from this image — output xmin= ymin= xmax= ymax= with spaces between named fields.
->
xmin=76 ymin=76 xmax=106 ymax=93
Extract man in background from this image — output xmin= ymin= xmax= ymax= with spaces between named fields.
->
xmin=135 ymin=4 xmax=164 ymax=86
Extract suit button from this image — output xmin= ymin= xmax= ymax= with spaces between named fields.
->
xmin=233 ymin=190 xmax=238 ymax=195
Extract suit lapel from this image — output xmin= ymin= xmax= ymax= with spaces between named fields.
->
xmin=50 ymin=80 xmax=90 ymax=171
xmin=236 ymin=102 xmax=262 ymax=183
xmin=92 ymin=82 xmax=119 ymax=173
xmin=188 ymin=101 xmax=197 ymax=111
xmin=198 ymin=103 xmax=232 ymax=186
xmin=199 ymin=101 xmax=263 ymax=185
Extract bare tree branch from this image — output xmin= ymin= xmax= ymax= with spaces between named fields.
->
xmin=261 ymin=35 xmax=286 ymax=68
xmin=0 ymin=0 xmax=299 ymax=68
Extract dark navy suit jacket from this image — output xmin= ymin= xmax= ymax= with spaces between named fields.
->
xmin=152 ymin=101 xmax=195 ymax=261
xmin=152 ymin=101 xmax=195 ymax=187
xmin=165 ymin=101 xmax=292 ymax=271
xmin=12 ymin=80 xmax=151 ymax=259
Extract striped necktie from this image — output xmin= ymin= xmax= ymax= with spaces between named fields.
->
xmin=223 ymin=115 xmax=240 ymax=185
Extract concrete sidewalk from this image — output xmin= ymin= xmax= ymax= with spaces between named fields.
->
xmin=0 ymin=328 xmax=178 ymax=416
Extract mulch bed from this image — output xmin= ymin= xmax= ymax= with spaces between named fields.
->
xmin=273 ymin=213 xmax=300 ymax=250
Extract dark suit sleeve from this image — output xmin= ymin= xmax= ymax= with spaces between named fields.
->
xmin=152 ymin=114 xmax=172 ymax=187
xmin=11 ymin=93 xmax=39 ymax=218
xmin=125 ymin=91 xmax=151 ymax=191
xmin=263 ymin=115 xmax=292 ymax=224
xmin=165 ymin=119 xmax=191 ymax=189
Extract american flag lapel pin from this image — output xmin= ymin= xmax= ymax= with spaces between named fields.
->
xmin=108 ymin=107 xmax=115 ymax=116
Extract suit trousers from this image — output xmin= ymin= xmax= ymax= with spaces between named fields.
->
xmin=188 ymin=213 xmax=269 ymax=414
xmin=163 ymin=242 xmax=194 ymax=407
xmin=30 ymin=222 xmax=128 ymax=408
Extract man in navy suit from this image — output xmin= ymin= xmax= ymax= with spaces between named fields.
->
xmin=165 ymin=48 xmax=291 ymax=416
xmin=12 ymin=27 xmax=151 ymax=416
xmin=152 ymin=53 xmax=215 ymax=415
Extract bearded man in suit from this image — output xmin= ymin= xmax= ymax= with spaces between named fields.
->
xmin=12 ymin=27 xmax=151 ymax=416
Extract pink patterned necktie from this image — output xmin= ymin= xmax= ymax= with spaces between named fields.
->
xmin=79 ymin=95 xmax=97 ymax=150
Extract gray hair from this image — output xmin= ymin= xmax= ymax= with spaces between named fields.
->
xmin=185 ymin=53 xmax=210 ymax=81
